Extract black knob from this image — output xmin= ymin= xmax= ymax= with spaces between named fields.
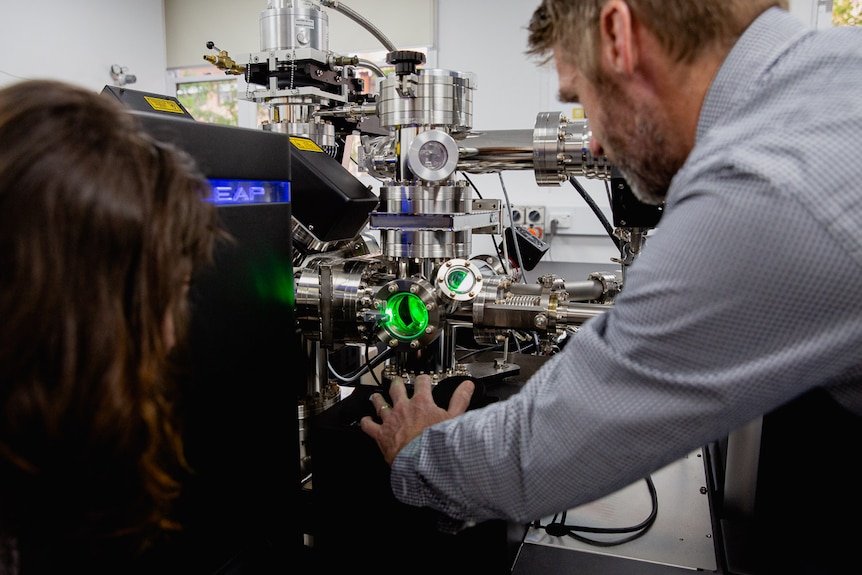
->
xmin=385 ymin=50 xmax=426 ymax=76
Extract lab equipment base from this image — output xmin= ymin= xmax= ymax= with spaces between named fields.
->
xmin=512 ymin=449 xmax=719 ymax=574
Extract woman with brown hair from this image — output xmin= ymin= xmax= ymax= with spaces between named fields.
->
xmin=0 ymin=79 xmax=219 ymax=574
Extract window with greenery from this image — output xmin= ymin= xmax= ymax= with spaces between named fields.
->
xmin=168 ymin=66 xmax=239 ymax=125
xmin=176 ymin=79 xmax=238 ymax=125
xmin=833 ymin=0 xmax=862 ymax=26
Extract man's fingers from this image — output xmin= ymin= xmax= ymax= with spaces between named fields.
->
xmin=388 ymin=377 xmax=409 ymax=403
xmin=369 ymin=392 xmax=390 ymax=416
xmin=448 ymin=379 xmax=475 ymax=415
xmin=359 ymin=415 xmax=380 ymax=439
xmin=412 ymin=373 xmax=434 ymax=398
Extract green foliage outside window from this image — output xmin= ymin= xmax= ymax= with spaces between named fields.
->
xmin=833 ymin=0 xmax=862 ymax=26
xmin=176 ymin=80 xmax=238 ymax=125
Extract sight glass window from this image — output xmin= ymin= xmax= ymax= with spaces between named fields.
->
xmin=382 ymin=292 xmax=430 ymax=340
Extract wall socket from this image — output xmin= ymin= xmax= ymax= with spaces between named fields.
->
xmin=511 ymin=206 xmax=546 ymax=238
xmin=548 ymin=211 xmax=573 ymax=229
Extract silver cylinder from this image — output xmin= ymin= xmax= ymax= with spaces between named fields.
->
xmin=377 ymin=183 xmax=473 ymax=260
xmin=508 ymin=279 xmax=606 ymax=302
xmin=378 ymin=184 xmax=471 ymax=214
xmin=471 ymin=274 xmax=611 ymax=344
xmin=260 ymin=0 xmax=329 ymax=52
xmin=534 ymin=111 xmax=612 ymax=183
xmin=380 ymin=229 xmax=471 ymax=260
xmin=456 ymin=129 xmax=535 ymax=173
xmin=455 ymin=113 xmax=613 ymax=182
xmin=295 ymin=256 xmax=389 ymax=343
xmin=378 ymin=69 xmax=475 ymax=132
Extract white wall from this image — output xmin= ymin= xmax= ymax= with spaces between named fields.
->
xmin=0 ymin=0 xmax=168 ymax=94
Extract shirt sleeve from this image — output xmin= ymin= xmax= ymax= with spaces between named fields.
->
xmin=390 ymin=162 xmax=862 ymax=526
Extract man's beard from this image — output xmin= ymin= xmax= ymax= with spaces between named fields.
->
xmin=593 ymin=80 xmax=682 ymax=206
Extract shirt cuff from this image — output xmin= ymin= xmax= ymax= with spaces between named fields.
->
xmin=389 ymin=433 xmax=476 ymax=535
xmin=390 ymin=434 xmax=426 ymax=507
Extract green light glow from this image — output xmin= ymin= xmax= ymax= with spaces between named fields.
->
xmin=382 ymin=292 xmax=429 ymax=340
xmin=446 ymin=269 xmax=469 ymax=292
xmin=251 ymin=252 xmax=296 ymax=307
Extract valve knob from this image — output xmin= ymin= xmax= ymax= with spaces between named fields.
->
xmin=385 ymin=50 xmax=426 ymax=76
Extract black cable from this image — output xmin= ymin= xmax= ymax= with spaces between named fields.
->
xmin=568 ymin=176 xmax=624 ymax=252
xmin=456 ymin=344 xmax=502 ymax=362
xmin=460 ymin=172 xmax=483 ymax=199
xmin=534 ymin=475 xmax=658 ymax=547
xmin=498 ymin=172 xmax=527 ymax=282
xmin=455 ymin=331 xmax=537 ymax=363
xmin=327 ymin=345 xmax=393 ymax=385
xmin=365 ymin=342 xmax=383 ymax=386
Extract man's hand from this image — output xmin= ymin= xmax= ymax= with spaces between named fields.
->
xmin=360 ymin=374 xmax=475 ymax=465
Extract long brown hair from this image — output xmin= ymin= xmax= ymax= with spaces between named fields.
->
xmin=0 ymin=79 xmax=218 ymax=562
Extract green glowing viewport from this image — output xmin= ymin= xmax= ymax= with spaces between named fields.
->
xmin=382 ymin=292 xmax=430 ymax=340
xmin=446 ymin=268 xmax=472 ymax=294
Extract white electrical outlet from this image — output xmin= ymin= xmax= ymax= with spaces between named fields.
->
xmin=510 ymin=206 xmax=547 ymax=238
xmin=549 ymin=211 xmax=573 ymax=229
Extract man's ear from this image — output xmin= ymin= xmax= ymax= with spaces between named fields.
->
xmin=599 ymin=0 xmax=636 ymax=76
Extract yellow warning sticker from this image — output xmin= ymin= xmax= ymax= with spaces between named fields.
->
xmin=290 ymin=137 xmax=324 ymax=152
xmin=143 ymin=96 xmax=184 ymax=114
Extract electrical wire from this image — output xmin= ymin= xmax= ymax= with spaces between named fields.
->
xmin=569 ymin=176 xmax=624 ymax=252
xmin=498 ymin=172 xmax=527 ymax=282
xmin=460 ymin=172 xmax=484 ymax=200
xmin=327 ymin=345 xmax=393 ymax=385
xmin=455 ymin=331 xmax=536 ymax=362
xmin=365 ymin=342 xmax=383 ymax=386
xmin=532 ymin=475 xmax=658 ymax=547
xmin=456 ymin=344 xmax=502 ymax=362
xmin=0 ymin=69 xmax=27 ymax=80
